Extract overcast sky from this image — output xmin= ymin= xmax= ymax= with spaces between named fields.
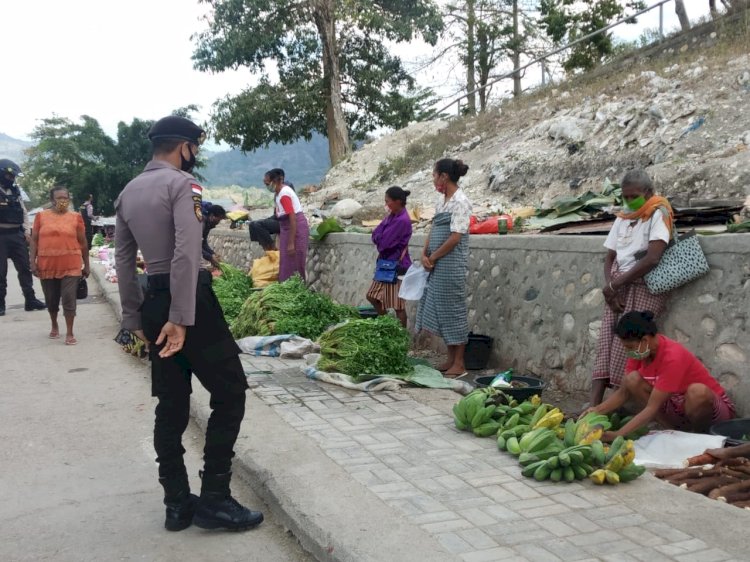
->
xmin=1 ymin=1 xmax=710 ymax=145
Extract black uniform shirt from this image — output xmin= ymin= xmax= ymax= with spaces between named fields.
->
xmin=115 ymin=160 xmax=204 ymax=331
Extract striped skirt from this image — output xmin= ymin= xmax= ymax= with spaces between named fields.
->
xmin=592 ymin=263 xmax=669 ymax=387
xmin=366 ymin=279 xmax=405 ymax=311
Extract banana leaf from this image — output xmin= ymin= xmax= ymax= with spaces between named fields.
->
xmin=310 ymin=217 xmax=345 ymax=241
xmin=727 ymin=220 xmax=750 ymax=233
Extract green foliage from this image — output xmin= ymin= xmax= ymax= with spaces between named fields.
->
xmin=212 ymin=263 xmax=254 ymax=324
xmin=22 ymin=108 xmax=205 ymax=213
xmin=193 ymin=0 xmax=442 ymax=153
xmin=23 ymin=115 xmax=130 ymax=213
xmin=230 ymin=275 xmax=358 ymax=340
xmin=540 ymin=0 xmax=646 ymax=72
xmin=317 ymin=315 xmax=412 ymax=379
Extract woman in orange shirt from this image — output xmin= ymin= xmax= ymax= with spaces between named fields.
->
xmin=30 ymin=186 xmax=90 ymax=345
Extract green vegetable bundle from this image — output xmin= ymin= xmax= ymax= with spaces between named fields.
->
xmin=230 ymin=275 xmax=357 ymax=340
xmin=317 ymin=315 xmax=412 ymax=380
xmin=212 ymin=263 xmax=254 ymax=324
xmin=91 ymin=233 xmax=105 ymax=247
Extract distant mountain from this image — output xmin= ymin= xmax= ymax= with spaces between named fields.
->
xmin=0 ymin=133 xmax=32 ymax=163
xmin=201 ymin=133 xmax=331 ymax=188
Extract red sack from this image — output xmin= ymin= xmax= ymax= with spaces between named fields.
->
xmin=469 ymin=214 xmax=513 ymax=234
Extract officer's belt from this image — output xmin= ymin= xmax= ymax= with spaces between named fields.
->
xmin=147 ymin=270 xmax=212 ymax=290
xmin=0 ymin=226 xmax=22 ymax=235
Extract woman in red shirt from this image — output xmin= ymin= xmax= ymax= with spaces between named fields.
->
xmin=268 ymin=169 xmax=309 ymax=281
xmin=584 ymin=311 xmax=735 ymax=440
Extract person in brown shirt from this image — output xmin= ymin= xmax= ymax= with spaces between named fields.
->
xmin=115 ymin=116 xmax=263 ymax=533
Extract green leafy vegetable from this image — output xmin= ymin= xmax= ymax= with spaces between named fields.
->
xmin=310 ymin=217 xmax=345 ymax=241
xmin=231 ymin=275 xmax=357 ymax=340
xmin=317 ymin=315 xmax=412 ymax=380
xmin=91 ymin=233 xmax=105 ymax=247
xmin=212 ymin=263 xmax=254 ymax=324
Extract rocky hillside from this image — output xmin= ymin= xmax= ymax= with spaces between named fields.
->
xmin=306 ymin=29 xmax=750 ymax=223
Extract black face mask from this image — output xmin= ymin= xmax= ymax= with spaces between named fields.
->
xmin=0 ymin=174 xmax=15 ymax=189
xmin=180 ymin=145 xmax=196 ymax=173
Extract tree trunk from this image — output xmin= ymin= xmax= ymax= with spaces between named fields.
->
xmin=709 ymin=0 xmax=719 ymax=19
xmin=512 ymin=0 xmax=522 ymax=97
xmin=674 ymin=0 xmax=691 ymax=31
xmin=477 ymin=22 xmax=490 ymax=112
xmin=311 ymin=0 xmax=351 ymax=165
xmin=465 ymin=0 xmax=477 ymax=115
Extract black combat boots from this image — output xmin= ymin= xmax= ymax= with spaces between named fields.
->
xmin=192 ymin=471 xmax=264 ymax=531
xmin=24 ymin=297 xmax=46 ymax=311
xmin=158 ymin=475 xmax=199 ymax=532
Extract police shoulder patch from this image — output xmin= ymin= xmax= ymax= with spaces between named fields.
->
xmin=190 ymin=184 xmax=203 ymax=223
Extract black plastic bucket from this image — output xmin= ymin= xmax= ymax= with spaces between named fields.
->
xmin=710 ymin=417 xmax=750 ymax=446
xmin=465 ymin=333 xmax=493 ymax=370
xmin=474 ymin=375 xmax=546 ymax=402
xmin=357 ymin=306 xmax=379 ymax=319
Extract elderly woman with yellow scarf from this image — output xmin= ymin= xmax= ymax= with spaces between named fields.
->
xmin=590 ymin=169 xmax=674 ymax=407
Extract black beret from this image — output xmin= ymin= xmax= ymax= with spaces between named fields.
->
xmin=148 ymin=116 xmax=207 ymax=145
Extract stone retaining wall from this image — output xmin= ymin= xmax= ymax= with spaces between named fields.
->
xmin=211 ymin=228 xmax=750 ymax=414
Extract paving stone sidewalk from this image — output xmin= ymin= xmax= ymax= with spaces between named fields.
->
xmin=89 ymin=263 xmax=748 ymax=562
xmin=241 ymin=354 xmax=749 ymax=562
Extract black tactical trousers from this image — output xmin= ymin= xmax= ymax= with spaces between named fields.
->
xmin=248 ymin=216 xmax=280 ymax=250
xmin=142 ymin=271 xmax=248 ymax=479
xmin=0 ymin=229 xmax=35 ymax=302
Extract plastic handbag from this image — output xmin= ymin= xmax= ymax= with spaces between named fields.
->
xmin=373 ymin=258 xmax=398 ymax=283
xmin=373 ymin=246 xmax=407 ymax=284
xmin=76 ymin=277 xmax=88 ymax=300
xmin=644 ymin=230 xmax=709 ymax=294
xmin=398 ymin=263 xmax=430 ymax=301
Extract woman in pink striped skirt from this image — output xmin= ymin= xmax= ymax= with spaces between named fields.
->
xmin=268 ymin=169 xmax=309 ymax=281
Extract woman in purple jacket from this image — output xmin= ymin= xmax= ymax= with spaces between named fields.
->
xmin=366 ymin=186 xmax=413 ymax=327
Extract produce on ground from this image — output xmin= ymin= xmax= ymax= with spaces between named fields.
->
xmin=318 ymin=315 xmax=411 ymax=380
xmin=451 ymin=389 xmax=647 ymax=485
xmin=91 ymin=233 xmax=105 ymax=247
xmin=231 ymin=275 xmax=358 ymax=340
xmin=212 ymin=263 xmax=254 ymax=324
xmin=654 ymin=452 xmax=750 ymax=509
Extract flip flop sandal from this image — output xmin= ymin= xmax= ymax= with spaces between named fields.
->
xmin=65 ymin=337 xmax=78 ymax=346
xmin=49 ymin=332 xmax=60 ymax=339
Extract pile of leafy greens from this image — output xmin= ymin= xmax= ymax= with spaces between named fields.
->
xmin=317 ymin=315 xmax=412 ymax=380
xmin=230 ymin=275 xmax=357 ymax=340
xmin=212 ymin=263 xmax=254 ymax=324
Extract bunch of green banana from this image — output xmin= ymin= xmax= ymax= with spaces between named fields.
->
xmin=453 ymin=389 xmax=508 ymax=436
xmin=532 ymin=407 xmax=564 ymax=430
xmin=589 ymin=436 xmax=645 ymax=484
xmin=520 ymin=443 xmax=597 ymax=483
xmin=452 ymin=391 xmax=489 ymax=431
xmin=567 ymin=412 xmax=611 ymax=446
xmin=607 ymin=413 xmax=650 ymax=440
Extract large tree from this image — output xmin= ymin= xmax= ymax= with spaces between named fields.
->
xmin=23 ymin=116 xmax=154 ymax=213
xmin=539 ymin=0 xmax=645 ymax=72
xmin=429 ymin=1 xmax=546 ymax=115
xmin=192 ymin=0 xmax=442 ymax=165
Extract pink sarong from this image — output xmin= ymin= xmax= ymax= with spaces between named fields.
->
xmin=278 ymin=212 xmax=309 ymax=281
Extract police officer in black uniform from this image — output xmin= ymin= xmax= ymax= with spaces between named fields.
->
xmin=115 ymin=116 xmax=263 ymax=532
xmin=0 ymin=159 xmax=46 ymax=316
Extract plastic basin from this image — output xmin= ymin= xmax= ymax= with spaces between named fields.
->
xmin=710 ymin=417 xmax=750 ymax=446
xmin=474 ymin=375 xmax=546 ymax=402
